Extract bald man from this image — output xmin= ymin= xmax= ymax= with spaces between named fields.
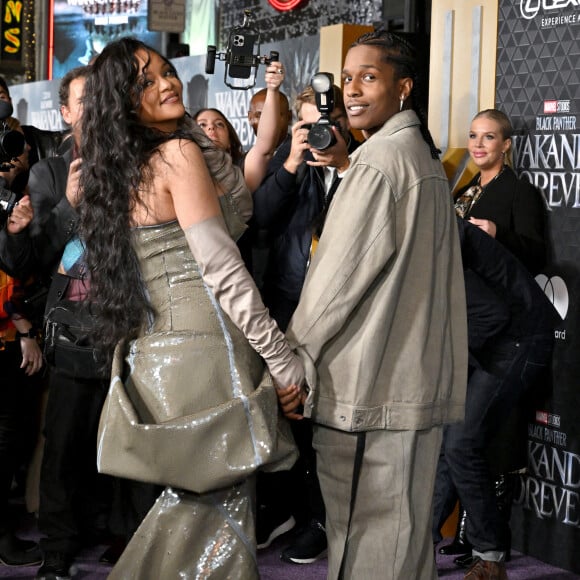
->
xmin=248 ymin=88 xmax=291 ymax=149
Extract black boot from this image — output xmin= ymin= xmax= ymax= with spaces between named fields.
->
xmin=0 ymin=532 xmax=43 ymax=567
xmin=495 ymin=473 xmax=513 ymax=562
xmin=439 ymin=505 xmax=472 ymax=555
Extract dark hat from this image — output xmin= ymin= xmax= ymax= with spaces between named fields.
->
xmin=0 ymin=76 xmax=10 ymax=96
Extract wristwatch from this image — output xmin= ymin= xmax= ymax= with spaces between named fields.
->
xmin=16 ymin=328 xmax=38 ymax=339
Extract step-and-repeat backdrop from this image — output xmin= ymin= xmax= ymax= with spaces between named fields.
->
xmin=496 ymin=0 xmax=580 ymax=573
xmin=7 ymin=5 xmax=579 ymax=571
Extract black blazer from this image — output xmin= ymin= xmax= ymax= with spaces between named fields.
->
xmin=454 ymin=166 xmax=546 ymax=274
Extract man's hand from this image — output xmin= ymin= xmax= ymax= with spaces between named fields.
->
xmin=65 ymin=158 xmax=83 ymax=208
xmin=283 ymin=120 xmax=312 ymax=175
xmin=6 ymin=194 xmax=33 ymax=234
xmin=307 ymin=126 xmax=350 ymax=173
xmin=276 ymin=383 xmax=307 ymax=420
xmin=20 ymin=336 xmax=43 ymax=376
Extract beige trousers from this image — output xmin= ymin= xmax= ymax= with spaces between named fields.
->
xmin=313 ymin=425 xmax=443 ymax=580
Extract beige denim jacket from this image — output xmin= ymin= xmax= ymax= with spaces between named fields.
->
xmin=286 ymin=110 xmax=468 ymax=432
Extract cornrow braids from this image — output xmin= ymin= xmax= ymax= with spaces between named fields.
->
xmin=352 ymin=30 xmax=441 ymax=160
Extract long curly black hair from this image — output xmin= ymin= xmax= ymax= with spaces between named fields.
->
xmin=78 ymin=37 xmax=191 ymax=361
xmin=351 ymin=30 xmax=441 ymax=160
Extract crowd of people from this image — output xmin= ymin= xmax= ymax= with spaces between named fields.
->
xmin=0 ymin=28 xmax=555 ymax=580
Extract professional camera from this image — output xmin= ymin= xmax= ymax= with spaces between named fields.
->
xmin=205 ymin=10 xmax=279 ymax=90
xmin=305 ymin=72 xmax=339 ymax=151
xmin=0 ymin=99 xmax=26 ymax=171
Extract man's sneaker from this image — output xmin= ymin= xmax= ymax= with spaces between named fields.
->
xmin=256 ymin=507 xmax=296 ymax=550
xmin=280 ymin=519 xmax=327 ymax=564
xmin=35 ymin=551 xmax=73 ymax=580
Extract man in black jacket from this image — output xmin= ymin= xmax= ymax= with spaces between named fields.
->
xmin=252 ymin=84 xmax=359 ymax=564
xmin=432 ymin=218 xmax=557 ymax=579
xmin=253 ymin=84 xmax=358 ymax=330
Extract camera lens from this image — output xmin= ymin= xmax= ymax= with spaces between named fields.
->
xmin=0 ymin=129 xmax=25 ymax=160
xmin=307 ymin=124 xmax=336 ymax=150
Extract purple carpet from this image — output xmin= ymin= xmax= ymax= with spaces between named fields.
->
xmin=1 ymin=512 xmax=578 ymax=579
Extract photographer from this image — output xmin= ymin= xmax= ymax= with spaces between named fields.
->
xmin=251 ymin=83 xmax=359 ymax=565
xmin=253 ymin=83 xmax=358 ymax=330
xmin=0 ymin=111 xmax=43 ymax=567
xmin=0 ymin=78 xmax=65 ymax=278
xmin=0 ymin=112 xmax=35 ymax=264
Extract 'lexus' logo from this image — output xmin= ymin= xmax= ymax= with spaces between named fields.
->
xmin=536 ymin=274 xmax=569 ymax=320
xmin=520 ymin=0 xmax=580 ymax=20
xmin=521 ymin=0 xmax=541 ymax=19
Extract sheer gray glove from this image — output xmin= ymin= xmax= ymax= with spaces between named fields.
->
xmin=184 ymin=215 xmax=304 ymax=389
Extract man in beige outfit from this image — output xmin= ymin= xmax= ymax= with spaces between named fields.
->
xmin=280 ymin=31 xmax=467 ymax=579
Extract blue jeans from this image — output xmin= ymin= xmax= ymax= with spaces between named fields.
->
xmin=432 ymin=333 xmax=553 ymax=552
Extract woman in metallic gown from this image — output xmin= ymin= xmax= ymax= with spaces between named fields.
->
xmin=77 ymin=38 xmax=303 ymax=579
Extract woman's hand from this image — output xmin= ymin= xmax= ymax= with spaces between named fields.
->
xmin=469 ymin=217 xmax=497 ymax=238
xmin=264 ymin=61 xmax=285 ymax=91
xmin=244 ymin=60 xmax=285 ymax=192
xmin=20 ymin=336 xmax=43 ymax=376
xmin=276 ymin=383 xmax=307 ymax=420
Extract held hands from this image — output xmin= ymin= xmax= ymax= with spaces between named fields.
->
xmin=276 ymin=383 xmax=307 ymax=420
xmin=6 ymin=194 xmax=33 ymax=234
xmin=65 ymin=158 xmax=83 ymax=208
xmin=468 ymin=217 xmax=497 ymax=238
xmin=264 ymin=61 xmax=285 ymax=91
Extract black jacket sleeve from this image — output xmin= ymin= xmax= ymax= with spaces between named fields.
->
xmin=251 ymin=138 xmax=302 ymax=228
xmin=0 ymin=228 xmax=33 ymax=279
xmin=28 ymin=155 xmax=77 ymax=278
xmin=494 ymin=178 xmax=546 ymax=275
xmin=457 ymin=217 xmax=556 ymax=343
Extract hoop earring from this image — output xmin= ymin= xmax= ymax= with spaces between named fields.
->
xmin=399 ymin=97 xmax=404 ymax=112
